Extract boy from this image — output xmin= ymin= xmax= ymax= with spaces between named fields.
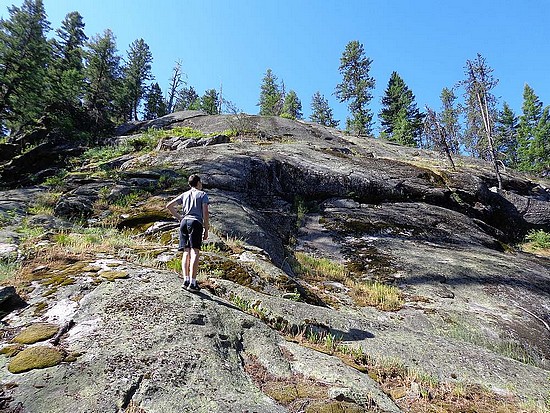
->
xmin=166 ymin=174 xmax=209 ymax=291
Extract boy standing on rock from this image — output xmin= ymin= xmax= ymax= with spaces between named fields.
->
xmin=166 ymin=174 xmax=209 ymax=292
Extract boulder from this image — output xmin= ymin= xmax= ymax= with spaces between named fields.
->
xmin=0 ymin=287 xmax=26 ymax=319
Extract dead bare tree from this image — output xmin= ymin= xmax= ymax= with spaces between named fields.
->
xmin=463 ymin=54 xmax=503 ymax=189
xmin=424 ymin=106 xmax=456 ymax=170
xmin=166 ymin=60 xmax=185 ymax=114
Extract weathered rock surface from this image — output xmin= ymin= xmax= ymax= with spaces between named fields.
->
xmin=1 ymin=112 xmax=549 ymax=412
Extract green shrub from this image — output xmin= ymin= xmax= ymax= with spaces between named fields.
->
xmin=525 ymin=229 xmax=550 ymax=249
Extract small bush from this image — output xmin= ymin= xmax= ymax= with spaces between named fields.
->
xmin=525 ymin=229 xmax=550 ymax=250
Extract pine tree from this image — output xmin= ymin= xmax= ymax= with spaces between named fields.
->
xmin=310 ymin=92 xmax=339 ymax=127
xmin=517 ymin=84 xmax=544 ymax=171
xmin=174 ymin=86 xmax=199 ymax=111
xmin=48 ymin=11 xmax=87 ymax=108
xmin=495 ymin=102 xmax=518 ymax=168
xmin=335 ymin=40 xmax=375 ymax=136
xmin=200 ymin=89 xmax=219 ymax=115
xmin=379 ymin=71 xmax=423 ymax=146
xmin=281 ymin=90 xmax=302 ymax=120
xmin=83 ymin=29 xmax=121 ymax=134
xmin=143 ymin=82 xmax=166 ymax=120
xmin=0 ymin=0 xmax=51 ymax=133
xmin=120 ymin=38 xmax=153 ymax=121
xmin=258 ymin=68 xmax=283 ymax=116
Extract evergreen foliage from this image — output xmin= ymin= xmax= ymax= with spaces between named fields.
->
xmin=281 ymin=90 xmax=302 ymax=120
xmin=0 ymin=0 xmax=547 ymax=177
xmin=335 ymin=40 xmax=375 ymax=136
xmin=120 ymin=38 xmax=153 ymax=121
xmin=310 ymin=91 xmax=339 ymax=127
xmin=83 ymin=29 xmax=121 ymax=134
xmin=517 ymin=84 xmax=550 ymax=172
xmin=143 ymin=82 xmax=167 ymax=120
xmin=48 ymin=11 xmax=87 ymax=107
xmin=258 ymin=68 xmax=283 ymax=116
xmin=379 ymin=71 xmax=423 ymax=147
xmin=0 ymin=0 xmax=51 ymax=133
xmin=174 ymin=86 xmax=199 ymax=111
xmin=200 ymin=89 xmax=219 ymax=115
xmin=495 ymin=102 xmax=518 ymax=167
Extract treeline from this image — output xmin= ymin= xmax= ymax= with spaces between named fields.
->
xmin=0 ymin=0 xmax=222 ymax=138
xmin=258 ymin=41 xmax=549 ymax=175
xmin=0 ymin=1 xmax=548 ymax=175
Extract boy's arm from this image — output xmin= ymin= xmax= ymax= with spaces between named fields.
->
xmin=166 ymin=198 xmax=182 ymax=221
xmin=202 ymin=203 xmax=209 ymax=240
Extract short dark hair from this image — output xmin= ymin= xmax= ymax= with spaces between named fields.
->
xmin=188 ymin=174 xmax=201 ymax=188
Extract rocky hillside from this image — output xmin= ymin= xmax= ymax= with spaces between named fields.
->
xmin=0 ymin=111 xmax=549 ymax=412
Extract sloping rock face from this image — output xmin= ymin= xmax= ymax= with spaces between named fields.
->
xmin=1 ymin=112 xmax=549 ymax=412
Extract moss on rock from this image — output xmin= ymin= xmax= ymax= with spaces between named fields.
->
xmin=0 ymin=344 xmax=23 ymax=357
xmin=12 ymin=323 xmax=59 ymax=344
xmin=8 ymin=345 xmax=63 ymax=373
xmin=263 ymin=382 xmax=298 ymax=404
xmin=99 ymin=270 xmax=128 ymax=281
xmin=305 ymin=400 xmax=365 ymax=413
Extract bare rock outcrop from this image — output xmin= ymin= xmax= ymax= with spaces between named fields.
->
xmin=1 ymin=113 xmax=549 ymax=412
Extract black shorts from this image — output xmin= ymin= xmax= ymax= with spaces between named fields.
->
xmin=178 ymin=219 xmax=204 ymax=250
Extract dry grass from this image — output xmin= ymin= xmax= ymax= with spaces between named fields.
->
xmin=292 ymin=251 xmax=350 ymax=283
xmin=292 ymin=251 xmax=404 ymax=311
xmin=346 ymin=279 xmax=404 ymax=311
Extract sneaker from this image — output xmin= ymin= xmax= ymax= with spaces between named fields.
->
xmin=182 ymin=279 xmax=190 ymax=289
xmin=187 ymin=282 xmax=200 ymax=292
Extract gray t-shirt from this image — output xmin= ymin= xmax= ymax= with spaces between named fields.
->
xmin=176 ymin=188 xmax=209 ymax=223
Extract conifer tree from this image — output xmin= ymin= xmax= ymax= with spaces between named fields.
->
xmin=517 ymin=84 xmax=550 ymax=172
xmin=120 ymin=38 xmax=153 ymax=121
xmin=0 ymin=0 xmax=51 ymax=133
xmin=143 ymin=82 xmax=166 ymax=120
xmin=48 ymin=11 xmax=87 ymax=108
xmin=335 ymin=40 xmax=375 ymax=136
xmin=495 ymin=102 xmax=518 ymax=168
xmin=83 ymin=29 xmax=121 ymax=134
xmin=200 ymin=89 xmax=219 ymax=115
xmin=310 ymin=92 xmax=339 ymax=128
xmin=258 ymin=68 xmax=283 ymax=116
xmin=281 ymin=90 xmax=302 ymax=120
xmin=379 ymin=71 xmax=423 ymax=146
xmin=174 ymin=86 xmax=199 ymax=111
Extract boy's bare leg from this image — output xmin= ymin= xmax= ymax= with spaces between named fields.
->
xmin=189 ymin=248 xmax=200 ymax=285
xmin=182 ymin=249 xmax=191 ymax=284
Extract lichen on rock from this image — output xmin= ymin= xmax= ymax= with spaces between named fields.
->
xmin=7 ymin=345 xmax=63 ymax=374
xmin=12 ymin=323 xmax=59 ymax=344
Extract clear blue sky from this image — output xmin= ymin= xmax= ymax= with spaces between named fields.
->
xmin=2 ymin=0 xmax=549 ymax=130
